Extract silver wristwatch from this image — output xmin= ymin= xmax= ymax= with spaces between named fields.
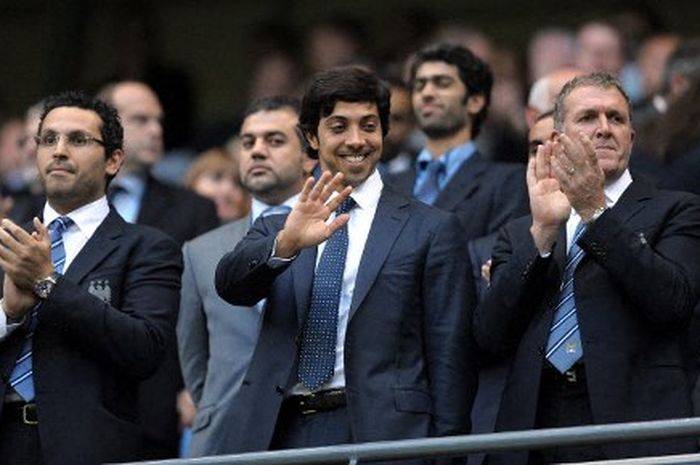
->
xmin=33 ymin=272 xmax=61 ymax=299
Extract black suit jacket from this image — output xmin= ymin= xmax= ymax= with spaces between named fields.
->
xmin=0 ymin=210 xmax=182 ymax=465
xmin=134 ymin=174 xmax=219 ymax=458
xmin=384 ymin=151 xmax=529 ymax=240
xmin=474 ymin=179 xmax=700 ymax=464
xmin=213 ymin=187 xmax=477 ymax=457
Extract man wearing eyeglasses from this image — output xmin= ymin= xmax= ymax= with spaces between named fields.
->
xmin=0 ymin=91 xmax=182 ymax=465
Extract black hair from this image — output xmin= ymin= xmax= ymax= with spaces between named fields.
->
xmin=298 ymin=66 xmax=391 ymax=159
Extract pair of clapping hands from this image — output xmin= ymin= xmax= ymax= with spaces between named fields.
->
xmin=528 ymin=132 xmax=607 ymax=254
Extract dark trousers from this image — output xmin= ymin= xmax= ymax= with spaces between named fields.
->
xmin=0 ymin=405 xmax=45 ymax=465
xmin=528 ymin=364 xmax=605 ymax=465
xmin=270 ymin=400 xmax=353 ymax=450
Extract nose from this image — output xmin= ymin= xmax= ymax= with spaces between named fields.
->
xmin=250 ymin=138 xmax=269 ymax=158
xmin=345 ymin=126 xmax=365 ymax=149
xmin=53 ymin=135 xmax=70 ymax=157
xmin=595 ymin=115 xmax=611 ymax=137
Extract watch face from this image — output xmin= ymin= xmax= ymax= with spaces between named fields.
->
xmin=34 ymin=276 xmax=57 ymax=299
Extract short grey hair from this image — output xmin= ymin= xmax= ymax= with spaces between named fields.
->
xmin=553 ymin=72 xmax=631 ymax=131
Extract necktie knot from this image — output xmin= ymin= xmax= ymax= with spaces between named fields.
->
xmin=48 ymin=216 xmax=73 ymax=237
xmin=336 ymin=197 xmax=356 ymax=215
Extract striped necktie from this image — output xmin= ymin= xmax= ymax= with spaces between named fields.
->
xmin=297 ymin=197 xmax=355 ymax=391
xmin=9 ymin=216 xmax=73 ymax=401
xmin=545 ymin=221 xmax=587 ymax=373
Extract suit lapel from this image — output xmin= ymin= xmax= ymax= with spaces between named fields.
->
xmin=435 ymin=152 xmax=487 ymax=211
xmin=63 ymin=211 xmax=123 ymax=284
xmin=292 ymin=247 xmax=317 ymax=327
xmin=349 ymin=189 xmax=410 ymax=320
xmin=607 ymin=178 xmax=652 ymax=224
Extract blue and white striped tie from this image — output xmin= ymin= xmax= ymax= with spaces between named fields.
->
xmin=545 ymin=221 xmax=587 ymax=373
xmin=9 ymin=216 xmax=73 ymax=401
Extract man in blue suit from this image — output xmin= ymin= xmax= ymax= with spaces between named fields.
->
xmin=385 ymin=43 xmax=528 ymax=242
xmin=215 ymin=66 xmax=476 ymax=462
xmin=0 ymin=91 xmax=181 ymax=465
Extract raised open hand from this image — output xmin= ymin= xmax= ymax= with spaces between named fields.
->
xmin=527 ymin=141 xmax=572 ymax=253
xmin=274 ymin=171 xmax=353 ymax=258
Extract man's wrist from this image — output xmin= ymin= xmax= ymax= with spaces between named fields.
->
xmin=582 ymin=205 xmax=607 ymax=224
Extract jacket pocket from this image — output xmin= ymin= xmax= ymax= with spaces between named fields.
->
xmin=394 ymin=388 xmax=431 ymax=414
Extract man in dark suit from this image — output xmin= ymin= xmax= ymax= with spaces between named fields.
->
xmin=385 ymin=43 xmax=528 ymax=241
xmin=0 ymin=91 xmax=181 ymax=465
xmin=215 ymin=66 xmax=476 ymax=461
xmin=98 ymin=80 xmax=218 ymax=458
xmin=474 ymin=73 xmax=700 ymax=464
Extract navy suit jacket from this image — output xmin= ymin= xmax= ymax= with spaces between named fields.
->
xmin=214 ymin=186 xmax=477 ymax=456
xmin=384 ymin=151 xmax=528 ymax=241
xmin=0 ymin=210 xmax=182 ymax=465
xmin=474 ymin=179 xmax=700 ymax=464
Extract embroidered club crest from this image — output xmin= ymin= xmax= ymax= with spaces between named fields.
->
xmin=88 ymin=279 xmax=112 ymax=304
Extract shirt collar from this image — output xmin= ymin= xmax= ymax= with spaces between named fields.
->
xmin=250 ymin=192 xmax=301 ymax=224
xmin=112 ymin=174 xmax=146 ymax=197
xmin=43 ymin=196 xmax=110 ymax=239
xmin=604 ymin=168 xmax=633 ymax=207
xmin=348 ymin=168 xmax=383 ymax=212
xmin=416 ymin=141 xmax=476 ymax=174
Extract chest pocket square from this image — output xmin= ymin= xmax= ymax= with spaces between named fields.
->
xmin=88 ymin=279 xmax=112 ymax=304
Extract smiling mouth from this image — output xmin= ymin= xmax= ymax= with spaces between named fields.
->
xmin=340 ymin=154 xmax=370 ymax=163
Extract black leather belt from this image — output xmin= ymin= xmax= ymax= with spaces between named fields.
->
xmin=543 ymin=362 xmax=586 ymax=385
xmin=284 ymin=389 xmax=347 ymax=415
xmin=2 ymin=402 xmax=38 ymax=425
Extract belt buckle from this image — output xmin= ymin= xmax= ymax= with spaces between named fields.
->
xmin=22 ymin=403 xmax=38 ymax=425
xmin=564 ymin=368 xmax=578 ymax=383
xmin=299 ymin=396 xmax=318 ymax=416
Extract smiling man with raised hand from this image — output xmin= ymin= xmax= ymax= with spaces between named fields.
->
xmin=215 ymin=66 xmax=476 ymax=462
xmin=474 ymin=73 xmax=700 ymax=465
xmin=0 ymin=91 xmax=181 ymax=465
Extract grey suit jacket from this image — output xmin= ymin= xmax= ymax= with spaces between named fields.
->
xmin=177 ymin=215 xmax=263 ymax=457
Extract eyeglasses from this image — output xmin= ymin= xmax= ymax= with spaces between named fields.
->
xmin=34 ymin=131 xmax=105 ymax=148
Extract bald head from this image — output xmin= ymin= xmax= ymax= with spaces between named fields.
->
xmin=99 ymin=81 xmax=164 ymax=174
xmin=527 ymin=67 xmax=583 ymax=127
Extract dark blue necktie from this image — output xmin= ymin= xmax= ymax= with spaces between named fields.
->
xmin=414 ymin=159 xmax=444 ymax=205
xmin=9 ymin=216 xmax=72 ymax=401
xmin=298 ymin=197 xmax=356 ymax=391
xmin=546 ymin=221 xmax=586 ymax=373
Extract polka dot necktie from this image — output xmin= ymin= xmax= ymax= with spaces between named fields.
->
xmin=297 ymin=197 xmax=356 ymax=391
xmin=546 ymin=221 xmax=587 ymax=373
xmin=9 ymin=216 xmax=73 ymax=401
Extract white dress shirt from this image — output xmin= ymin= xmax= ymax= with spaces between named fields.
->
xmin=0 ymin=197 xmax=110 ymax=339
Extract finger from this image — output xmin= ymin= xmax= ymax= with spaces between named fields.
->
xmin=550 ymin=154 xmax=570 ymax=187
xmin=559 ymin=134 xmax=587 ymax=170
xmin=298 ymin=176 xmax=316 ymax=203
xmin=0 ymin=218 xmax=33 ymax=244
xmin=309 ymin=171 xmax=332 ymax=201
xmin=325 ymin=185 xmax=353 ymax=212
xmin=578 ymin=132 xmax=599 ymax=168
xmin=526 ymin=155 xmax=537 ymax=189
xmin=326 ymin=212 xmax=351 ymax=236
xmin=534 ymin=141 xmax=551 ymax=181
xmin=0 ymin=224 xmax=21 ymax=252
xmin=33 ymin=217 xmax=50 ymax=243
xmin=318 ymin=172 xmax=342 ymax=205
